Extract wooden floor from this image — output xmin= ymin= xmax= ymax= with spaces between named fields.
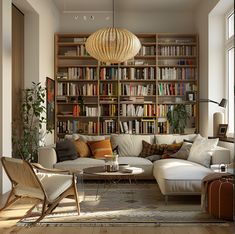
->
xmin=0 ymin=194 xmax=234 ymax=234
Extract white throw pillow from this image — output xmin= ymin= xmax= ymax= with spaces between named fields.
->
xmin=187 ymin=135 xmax=219 ymax=167
xmin=111 ymin=134 xmax=151 ymax=157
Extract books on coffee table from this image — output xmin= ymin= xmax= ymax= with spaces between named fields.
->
xmin=121 ymin=167 xmax=143 ymax=173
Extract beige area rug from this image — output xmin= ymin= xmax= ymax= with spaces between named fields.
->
xmin=17 ymin=182 xmax=227 ymax=227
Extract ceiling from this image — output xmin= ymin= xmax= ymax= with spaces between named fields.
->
xmin=53 ymin=0 xmax=202 ymax=12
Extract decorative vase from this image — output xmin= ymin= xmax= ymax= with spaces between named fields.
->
xmin=213 ymin=112 xmax=224 ymax=136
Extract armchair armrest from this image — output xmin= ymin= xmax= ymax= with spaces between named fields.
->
xmin=38 ymin=146 xmax=57 ymax=168
xmin=32 ymin=163 xmax=70 ymax=174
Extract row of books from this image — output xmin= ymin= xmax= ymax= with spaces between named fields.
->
xmin=137 ymin=46 xmax=155 ymax=56
xmin=99 ymin=83 xmax=118 ymax=96
xmin=61 ymin=45 xmax=89 ymax=56
xmin=121 ymin=84 xmax=155 ymax=96
xmin=185 ymin=104 xmax=197 ymax=117
xmin=100 ymin=67 xmax=155 ymax=80
xmin=57 ymin=120 xmax=98 ymax=134
xmin=100 ymin=68 xmax=119 ymax=80
xmin=57 ymin=67 xmax=97 ymax=80
xmin=120 ymin=104 xmax=155 ymax=117
xmin=100 ymin=120 xmax=117 ymax=134
xmin=119 ymin=120 xmax=155 ymax=134
xmin=158 ymin=121 xmax=169 ymax=134
xmin=158 ymin=38 xmax=195 ymax=44
xmin=158 ymin=83 xmax=193 ymax=96
xmin=100 ymin=104 xmax=117 ymax=116
xmin=57 ymin=83 xmax=98 ymax=96
xmin=127 ymin=67 xmax=155 ymax=80
xmin=157 ymin=68 xmax=195 ymax=80
xmin=158 ymin=59 xmax=195 ymax=66
xmin=158 ymin=46 xmax=196 ymax=56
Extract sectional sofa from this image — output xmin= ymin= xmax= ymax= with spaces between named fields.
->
xmin=38 ymin=134 xmax=230 ymax=200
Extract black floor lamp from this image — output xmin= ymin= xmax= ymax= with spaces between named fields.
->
xmin=199 ymin=98 xmax=227 ymax=108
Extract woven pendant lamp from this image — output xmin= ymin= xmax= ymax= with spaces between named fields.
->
xmin=85 ymin=1 xmax=141 ymax=63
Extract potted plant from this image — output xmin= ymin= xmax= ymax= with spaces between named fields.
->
xmin=13 ymin=82 xmax=52 ymax=162
xmin=167 ymin=104 xmax=189 ymax=134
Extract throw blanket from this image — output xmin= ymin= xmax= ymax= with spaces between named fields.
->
xmin=201 ymin=172 xmax=231 ymax=211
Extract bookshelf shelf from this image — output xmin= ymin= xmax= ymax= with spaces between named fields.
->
xmin=55 ymin=33 xmax=199 ymax=138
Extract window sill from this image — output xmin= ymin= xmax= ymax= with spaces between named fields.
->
xmin=208 ymin=136 xmax=234 ymax=143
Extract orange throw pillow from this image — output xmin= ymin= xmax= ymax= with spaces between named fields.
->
xmin=74 ymin=139 xmax=91 ymax=157
xmin=88 ymin=139 xmax=113 ymax=159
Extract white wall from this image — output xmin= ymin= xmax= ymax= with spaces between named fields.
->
xmin=0 ymin=0 xmax=59 ymax=195
xmin=194 ymin=0 xmax=220 ymax=137
xmin=0 ymin=0 xmax=12 ymax=194
xmin=13 ymin=0 xmax=60 ymax=145
xmin=194 ymin=0 xmax=233 ymax=137
xmin=208 ymin=10 xmax=225 ymax=136
xmin=59 ymin=11 xmax=195 ymax=33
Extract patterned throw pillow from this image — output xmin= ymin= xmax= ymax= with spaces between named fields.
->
xmin=73 ymin=139 xmax=91 ymax=157
xmin=88 ymin=139 xmax=113 ymax=159
xmin=139 ymin=140 xmax=167 ymax=158
xmin=162 ymin=142 xmax=183 ymax=159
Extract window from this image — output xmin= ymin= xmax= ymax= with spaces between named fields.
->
xmin=226 ymin=10 xmax=234 ymax=136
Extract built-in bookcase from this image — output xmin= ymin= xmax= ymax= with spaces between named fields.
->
xmin=55 ymin=33 xmax=199 ymax=139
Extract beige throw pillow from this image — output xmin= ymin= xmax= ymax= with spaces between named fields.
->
xmin=170 ymin=142 xmax=192 ymax=160
xmin=73 ymin=139 xmax=91 ymax=157
xmin=187 ymin=135 xmax=219 ymax=167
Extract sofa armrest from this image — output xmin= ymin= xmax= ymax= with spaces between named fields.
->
xmin=38 ymin=146 xmax=57 ymax=168
xmin=211 ymin=146 xmax=230 ymax=164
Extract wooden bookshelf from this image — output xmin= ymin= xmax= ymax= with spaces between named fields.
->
xmin=55 ymin=33 xmax=199 ymax=139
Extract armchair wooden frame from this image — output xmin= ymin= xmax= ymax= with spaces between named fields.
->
xmin=0 ymin=157 xmax=80 ymax=225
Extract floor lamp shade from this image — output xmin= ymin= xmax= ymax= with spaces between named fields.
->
xmin=85 ymin=27 xmax=141 ymax=63
xmin=213 ymin=112 xmax=224 ymax=136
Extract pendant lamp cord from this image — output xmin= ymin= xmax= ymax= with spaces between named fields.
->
xmin=113 ymin=0 xmax=115 ymax=27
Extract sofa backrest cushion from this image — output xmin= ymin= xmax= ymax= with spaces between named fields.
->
xmin=111 ymin=134 xmax=152 ymax=157
xmin=55 ymin=139 xmax=78 ymax=162
xmin=65 ymin=134 xmax=107 ymax=141
xmin=155 ymin=134 xmax=197 ymax=144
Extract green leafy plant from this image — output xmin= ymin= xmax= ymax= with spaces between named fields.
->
xmin=167 ymin=104 xmax=189 ymax=134
xmin=13 ymin=82 xmax=52 ymax=162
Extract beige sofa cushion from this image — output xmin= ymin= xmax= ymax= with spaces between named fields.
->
xmin=118 ymin=156 xmax=153 ymax=177
xmin=111 ymin=134 xmax=152 ymax=157
xmin=54 ymin=157 xmax=105 ymax=172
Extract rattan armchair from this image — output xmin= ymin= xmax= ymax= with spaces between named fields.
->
xmin=0 ymin=157 xmax=80 ymax=225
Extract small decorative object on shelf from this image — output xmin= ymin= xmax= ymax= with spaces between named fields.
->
xmin=55 ymin=33 xmax=199 ymax=139
xmin=217 ymin=124 xmax=228 ymax=137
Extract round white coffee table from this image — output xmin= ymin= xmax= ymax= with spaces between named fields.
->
xmin=83 ymin=166 xmax=144 ymax=199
